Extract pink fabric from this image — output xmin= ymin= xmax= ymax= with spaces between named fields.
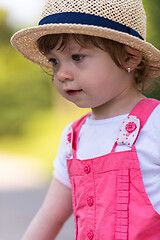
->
xmin=67 ymin=99 xmax=160 ymax=240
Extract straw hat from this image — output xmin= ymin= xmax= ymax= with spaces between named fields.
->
xmin=11 ymin=0 xmax=160 ymax=77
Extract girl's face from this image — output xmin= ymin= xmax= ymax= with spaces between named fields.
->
xmin=46 ymin=38 xmax=140 ymax=119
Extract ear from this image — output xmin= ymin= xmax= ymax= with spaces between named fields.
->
xmin=124 ymin=46 xmax=143 ymax=72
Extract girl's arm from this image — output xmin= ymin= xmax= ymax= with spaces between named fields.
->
xmin=22 ymin=178 xmax=73 ymax=240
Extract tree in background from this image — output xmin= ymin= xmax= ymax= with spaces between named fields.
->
xmin=143 ymin=0 xmax=160 ymax=50
xmin=142 ymin=0 xmax=160 ymax=99
xmin=0 ymin=9 xmax=13 ymax=45
xmin=0 ymin=9 xmax=54 ymax=136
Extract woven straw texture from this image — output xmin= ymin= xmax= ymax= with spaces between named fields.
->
xmin=41 ymin=0 xmax=146 ymax=40
xmin=11 ymin=0 xmax=160 ymax=77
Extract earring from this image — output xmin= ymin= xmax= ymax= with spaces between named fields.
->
xmin=127 ymin=67 xmax=131 ymax=73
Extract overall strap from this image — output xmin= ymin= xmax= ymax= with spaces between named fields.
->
xmin=129 ymin=98 xmax=159 ymax=131
xmin=112 ymin=98 xmax=159 ymax=152
xmin=71 ymin=113 xmax=91 ymax=159
xmin=129 ymin=98 xmax=160 ymax=146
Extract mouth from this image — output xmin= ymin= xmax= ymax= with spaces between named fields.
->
xmin=65 ymin=89 xmax=83 ymax=96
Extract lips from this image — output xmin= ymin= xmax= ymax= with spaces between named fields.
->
xmin=65 ymin=89 xmax=83 ymax=96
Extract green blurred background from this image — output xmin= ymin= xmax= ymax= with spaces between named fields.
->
xmin=0 ymin=0 xmax=160 ymax=181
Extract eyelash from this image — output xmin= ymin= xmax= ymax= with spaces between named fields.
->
xmin=48 ymin=54 xmax=84 ymax=66
xmin=72 ymin=54 xmax=84 ymax=62
xmin=48 ymin=58 xmax=59 ymax=66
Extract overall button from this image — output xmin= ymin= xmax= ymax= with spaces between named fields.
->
xmin=87 ymin=230 xmax=94 ymax=239
xmin=125 ymin=121 xmax=137 ymax=133
xmin=84 ymin=164 xmax=91 ymax=174
xmin=87 ymin=197 xmax=94 ymax=206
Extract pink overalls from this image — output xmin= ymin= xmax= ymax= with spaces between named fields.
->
xmin=67 ymin=99 xmax=160 ymax=240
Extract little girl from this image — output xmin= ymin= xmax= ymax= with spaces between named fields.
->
xmin=11 ymin=0 xmax=160 ymax=239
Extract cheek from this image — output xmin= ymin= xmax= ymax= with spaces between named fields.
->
xmin=53 ymin=79 xmax=63 ymax=94
xmin=53 ymin=80 xmax=71 ymax=101
xmin=53 ymin=78 xmax=58 ymax=90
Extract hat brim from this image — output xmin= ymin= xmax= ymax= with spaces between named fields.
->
xmin=11 ymin=23 xmax=160 ymax=77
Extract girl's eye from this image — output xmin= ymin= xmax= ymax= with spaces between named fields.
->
xmin=72 ymin=55 xmax=84 ymax=62
xmin=49 ymin=58 xmax=59 ymax=66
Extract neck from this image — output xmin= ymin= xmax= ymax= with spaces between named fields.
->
xmin=91 ymin=89 xmax=145 ymax=120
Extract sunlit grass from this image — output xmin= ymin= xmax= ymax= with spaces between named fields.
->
xmin=0 ymin=99 xmax=89 ymax=176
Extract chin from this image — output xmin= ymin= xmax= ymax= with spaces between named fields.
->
xmin=73 ymin=102 xmax=91 ymax=109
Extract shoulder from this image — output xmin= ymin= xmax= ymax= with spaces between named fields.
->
xmin=147 ymin=103 xmax=160 ymax=127
xmin=139 ymin=103 xmax=160 ymax=136
xmin=137 ymin=103 xmax=160 ymax=156
xmin=59 ymin=113 xmax=90 ymax=146
xmin=71 ymin=113 xmax=91 ymax=130
xmin=60 ymin=122 xmax=73 ymax=140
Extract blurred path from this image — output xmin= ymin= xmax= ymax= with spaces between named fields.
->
xmin=0 ymin=153 xmax=47 ymax=191
xmin=0 ymin=153 xmax=74 ymax=240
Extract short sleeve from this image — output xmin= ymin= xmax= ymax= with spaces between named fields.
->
xmin=53 ymin=123 xmax=72 ymax=188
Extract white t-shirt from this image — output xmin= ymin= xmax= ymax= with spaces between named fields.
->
xmin=53 ymin=105 xmax=160 ymax=214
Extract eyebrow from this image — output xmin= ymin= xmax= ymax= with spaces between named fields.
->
xmin=68 ymin=42 xmax=85 ymax=52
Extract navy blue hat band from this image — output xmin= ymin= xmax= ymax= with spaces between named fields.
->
xmin=39 ymin=12 xmax=144 ymax=40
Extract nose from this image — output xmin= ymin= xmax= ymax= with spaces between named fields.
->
xmin=56 ymin=65 xmax=73 ymax=82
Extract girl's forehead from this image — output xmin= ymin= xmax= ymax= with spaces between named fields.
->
xmin=53 ymin=35 xmax=82 ymax=50
xmin=47 ymin=39 xmax=84 ymax=56
xmin=53 ymin=36 xmax=92 ymax=53
xmin=53 ymin=34 xmax=101 ymax=51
